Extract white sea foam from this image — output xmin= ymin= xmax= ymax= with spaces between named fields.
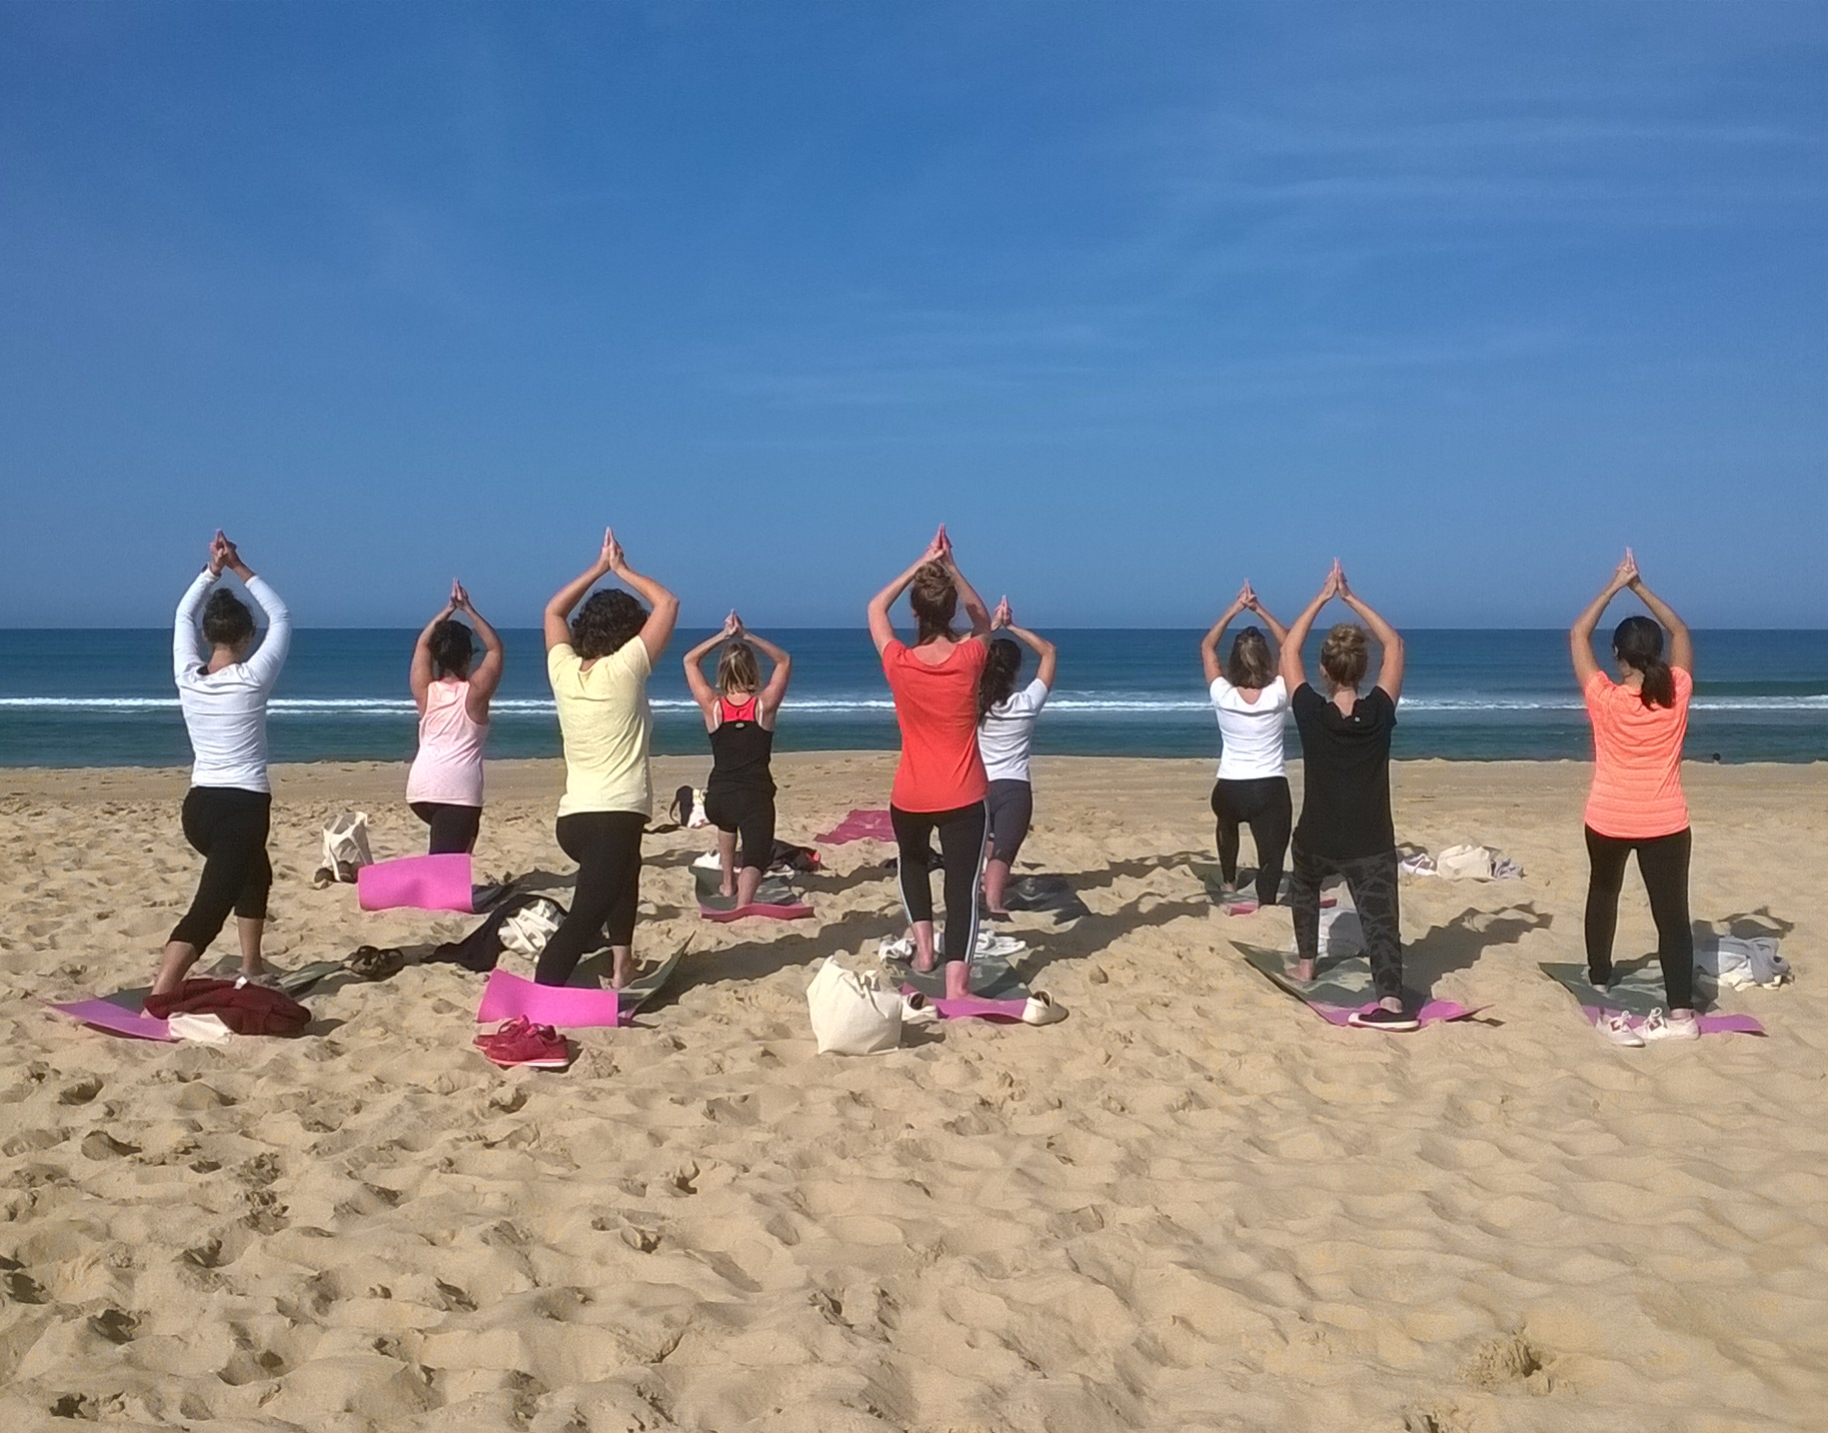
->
xmin=2 ymin=693 xmax=1823 ymax=716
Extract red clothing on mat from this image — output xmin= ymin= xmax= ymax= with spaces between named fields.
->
xmin=1583 ymin=666 xmax=1692 ymax=839
xmin=882 ymin=638 xmax=989 ymax=812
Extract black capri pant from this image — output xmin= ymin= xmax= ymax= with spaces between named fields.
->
xmin=985 ymin=779 xmax=1034 ymax=866
xmin=412 ymin=801 xmax=482 ymax=856
xmin=169 ymin=786 xmax=273 ymax=952
xmin=891 ymin=800 xmax=988 ymax=966
xmin=703 ymin=786 xmax=776 ymax=874
xmin=534 ymin=810 xmax=647 ymax=986
xmin=1584 ymin=825 xmax=1694 ymax=1011
xmin=1211 ymin=776 xmax=1293 ymax=907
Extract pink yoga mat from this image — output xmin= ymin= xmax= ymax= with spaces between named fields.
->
xmin=47 ymin=999 xmax=174 ymax=1041
xmin=699 ymin=900 xmax=815 ymax=924
xmin=358 ymin=853 xmax=474 ymax=913
xmin=1576 ymin=1002 xmax=1764 ymax=1037
xmin=477 ymin=969 xmax=624 ymax=1028
xmin=1306 ymin=998 xmax=1481 ymax=1029
xmin=814 ymin=809 xmax=894 ymax=844
xmin=900 ymin=986 xmax=1029 ymax=1022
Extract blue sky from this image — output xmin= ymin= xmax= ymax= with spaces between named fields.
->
xmin=2 ymin=1 xmax=1823 ymax=628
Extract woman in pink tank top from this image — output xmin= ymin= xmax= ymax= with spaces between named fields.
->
xmin=407 ymin=581 xmax=505 ymax=854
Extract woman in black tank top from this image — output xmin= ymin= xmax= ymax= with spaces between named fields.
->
xmin=683 ymin=613 xmax=795 ymax=908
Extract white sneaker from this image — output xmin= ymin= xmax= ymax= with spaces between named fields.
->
xmin=1640 ymin=1008 xmax=1700 ymax=1043
xmin=1598 ymin=1011 xmax=1644 ymax=1047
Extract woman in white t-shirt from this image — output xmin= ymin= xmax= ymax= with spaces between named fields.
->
xmin=976 ymin=598 xmax=1057 ymax=915
xmin=1199 ymin=581 xmax=1292 ymax=908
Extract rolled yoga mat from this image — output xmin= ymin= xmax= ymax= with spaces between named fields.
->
xmin=693 ymin=866 xmax=813 ymax=922
xmin=1234 ymin=943 xmax=1480 ymax=1028
xmin=1540 ymin=962 xmax=1764 ymax=1036
xmin=358 ymin=853 xmax=475 ymax=913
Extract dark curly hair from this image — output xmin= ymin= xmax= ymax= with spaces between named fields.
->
xmin=429 ymin=619 xmax=475 ymax=679
xmin=571 ymin=589 xmax=648 ymax=659
xmin=202 ymin=589 xmax=254 ymax=649
xmin=978 ymin=638 xmax=1023 ymax=722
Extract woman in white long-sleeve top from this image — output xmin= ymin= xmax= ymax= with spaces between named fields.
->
xmin=152 ymin=531 xmax=292 ymax=996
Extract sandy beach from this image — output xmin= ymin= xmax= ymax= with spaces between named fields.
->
xmin=1 ymin=754 xmax=1824 ymax=1431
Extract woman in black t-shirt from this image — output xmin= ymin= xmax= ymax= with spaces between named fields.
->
xmin=1277 ymin=561 xmax=1411 ymax=1030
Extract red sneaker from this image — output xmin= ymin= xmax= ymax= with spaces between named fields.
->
xmin=475 ymin=1017 xmax=571 ymax=1069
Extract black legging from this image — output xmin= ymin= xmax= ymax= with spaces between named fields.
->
xmin=169 ymin=787 xmax=272 ymax=952
xmin=411 ymin=801 xmax=482 ymax=856
xmin=891 ymin=801 xmax=988 ymax=966
xmin=1211 ymin=776 xmax=1292 ymax=906
xmin=1584 ymin=825 xmax=1694 ymax=1010
xmin=534 ymin=811 xmax=646 ymax=986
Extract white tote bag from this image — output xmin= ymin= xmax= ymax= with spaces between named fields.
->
xmin=807 ymin=955 xmax=903 ymax=1055
xmin=320 ymin=811 xmax=373 ymax=882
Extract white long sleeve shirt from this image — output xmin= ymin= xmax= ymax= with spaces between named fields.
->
xmin=173 ymin=570 xmax=292 ymax=792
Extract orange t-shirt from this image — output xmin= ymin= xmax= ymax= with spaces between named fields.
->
xmin=1583 ymin=666 xmax=1692 ymax=839
xmin=883 ymin=637 xmax=989 ymax=812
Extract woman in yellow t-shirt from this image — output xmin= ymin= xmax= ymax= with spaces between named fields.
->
xmin=537 ymin=529 xmax=679 ymax=989
xmin=1569 ymin=549 xmax=1697 ymax=1043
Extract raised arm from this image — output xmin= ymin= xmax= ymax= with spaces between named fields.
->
xmin=1009 ymin=624 xmax=1057 ymax=690
xmin=681 ymin=615 xmax=734 ymax=719
xmin=454 ymin=582 xmax=505 ymax=716
xmin=994 ymin=599 xmax=1057 ymax=690
xmin=545 ymin=531 xmax=617 ymax=652
xmin=743 ymin=625 xmax=795 ymax=714
xmin=1337 ymin=568 xmax=1404 ymax=703
xmin=218 ymin=536 xmax=290 ymax=689
xmin=1628 ymin=570 xmax=1693 ymax=675
xmin=868 ymin=529 xmax=947 ymax=654
xmin=1201 ymin=586 xmax=1249 ymax=685
xmin=410 ymin=593 xmax=457 ymax=713
xmin=1571 ymin=551 xmax=1638 ymax=688
xmin=1279 ymin=566 xmax=1340 ymax=693
xmin=941 ymin=532 xmax=993 ymax=638
xmin=173 ymin=561 xmax=215 ymax=680
xmin=608 ymin=541 xmax=681 ymax=667
xmin=1242 ymin=582 xmax=1289 ymax=647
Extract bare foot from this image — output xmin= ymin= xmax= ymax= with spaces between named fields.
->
xmin=944 ymin=961 xmax=969 ymax=1000
xmin=1293 ymin=957 xmax=1317 ymax=983
xmin=611 ymin=950 xmax=634 ymax=990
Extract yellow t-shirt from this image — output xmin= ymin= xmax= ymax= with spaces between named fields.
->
xmin=547 ymin=640 xmax=653 ymax=817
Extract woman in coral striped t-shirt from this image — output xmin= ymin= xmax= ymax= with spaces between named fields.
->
xmin=1569 ymin=549 xmax=1698 ymax=1042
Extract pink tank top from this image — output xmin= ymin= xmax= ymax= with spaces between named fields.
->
xmin=407 ymin=679 xmax=487 ymax=807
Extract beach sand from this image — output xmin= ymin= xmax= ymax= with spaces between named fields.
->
xmin=1 ymin=754 xmax=1824 ymax=1432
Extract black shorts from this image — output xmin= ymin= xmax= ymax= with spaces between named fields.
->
xmin=411 ymin=801 xmax=481 ymax=855
xmin=985 ymin=779 xmax=1034 ymax=865
xmin=704 ymin=786 xmax=776 ymax=873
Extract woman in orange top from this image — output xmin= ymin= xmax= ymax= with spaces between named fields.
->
xmin=868 ymin=525 xmax=993 ymax=999
xmin=1569 ymin=549 xmax=1698 ymax=1043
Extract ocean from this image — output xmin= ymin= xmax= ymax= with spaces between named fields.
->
xmin=1 ymin=629 xmax=1824 ymax=768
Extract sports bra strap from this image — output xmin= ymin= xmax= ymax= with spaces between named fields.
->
xmin=719 ymin=694 xmax=759 ymax=723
